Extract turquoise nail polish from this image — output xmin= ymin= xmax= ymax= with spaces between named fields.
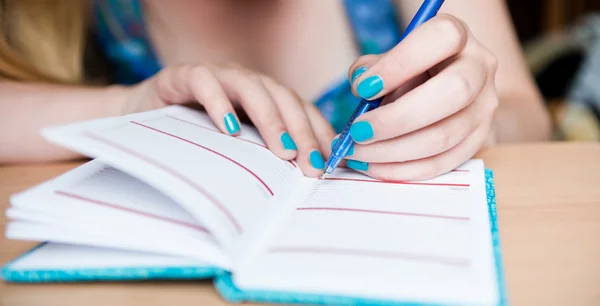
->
xmin=351 ymin=66 xmax=368 ymax=83
xmin=350 ymin=121 xmax=374 ymax=142
xmin=330 ymin=137 xmax=354 ymax=156
xmin=309 ymin=150 xmax=325 ymax=170
xmin=356 ymin=75 xmax=384 ymax=99
xmin=347 ymin=160 xmax=369 ymax=171
xmin=223 ymin=113 xmax=240 ymax=134
xmin=280 ymin=132 xmax=297 ymax=150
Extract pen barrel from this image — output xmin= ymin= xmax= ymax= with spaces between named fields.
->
xmin=330 ymin=98 xmax=383 ymax=158
xmin=401 ymin=0 xmax=445 ymax=40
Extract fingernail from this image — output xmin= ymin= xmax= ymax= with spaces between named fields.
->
xmin=356 ymin=75 xmax=384 ymax=99
xmin=224 ymin=113 xmax=240 ymax=134
xmin=309 ymin=150 xmax=325 ymax=170
xmin=351 ymin=66 xmax=368 ymax=83
xmin=330 ymin=137 xmax=354 ymax=156
xmin=346 ymin=160 xmax=369 ymax=171
xmin=280 ymin=132 xmax=297 ymax=151
xmin=350 ymin=121 xmax=374 ymax=142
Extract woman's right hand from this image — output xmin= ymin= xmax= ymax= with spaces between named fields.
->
xmin=123 ymin=63 xmax=336 ymax=177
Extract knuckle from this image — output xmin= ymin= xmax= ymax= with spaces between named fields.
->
xmin=483 ymin=51 xmax=499 ymax=73
xmin=297 ymin=137 xmax=319 ymax=152
xmin=229 ymin=68 xmax=247 ymax=78
xmin=260 ymin=75 xmax=277 ymax=86
xmin=153 ymin=66 xmax=181 ymax=98
xmin=153 ymin=70 xmax=171 ymax=92
xmin=223 ymin=67 xmax=249 ymax=80
xmin=200 ymin=87 xmax=224 ymax=107
xmin=419 ymin=161 xmax=444 ymax=180
xmin=436 ymin=15 xmax=468 ymax=54
xmin=266 ymin=81 xmax=287 ymax=95
xmin=451 ymin=72 xmax=476 ymax=102
xmin=269 ymin=123 xmax=287 ymax=137
xmin=370 ymin=166 xmax=396 ymax=182
xmin=432 ymin=127 xmax=453 ymax=151
xmin=265 ymin=79 xmax=305 ymax=106
xmin=247 ymin=73 xmax=263 ymax=83
xmin=302 ymin=100 xmax=317 ymax=112
xmin=284 ymin=87 xmax=305 ymax=105
xmin=189 ymin=65 xmax=211 ymax=79
xmin=286 ymin=87 xmax=301 ymax=99
xmin=223 ymin=61 xmax=243 ymax=69
xmin=255 ymin=111 xmax=284 ymax=132
xmin=487 ymin=94 xmax=500 ymax=114
xmin=233 ymin=71 xmax=258 ymax=86
xmin=383 ymin=51 xmax=408 ymax=77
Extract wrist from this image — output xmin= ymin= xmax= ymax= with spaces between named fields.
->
xmin=104 ymin=81 xmax=153 ymax=117
xmin=101 ymin=84 xmax=134 ymax=117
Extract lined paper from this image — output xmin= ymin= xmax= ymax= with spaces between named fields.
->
xmin=8 ymin=160 xmax=230 ymax=268
xmin=7 ymin=243 xmax=211 ymax=270
xmin=234 ymin=160 xmax=499 ymax=305
xmin=42 ymin=106 xmax=302 ymax=250
xmin=29 ymin=105 xmax=500 ymax=305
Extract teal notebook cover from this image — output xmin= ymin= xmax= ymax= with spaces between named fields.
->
xmin=2 ymin=170 xmax=505 ymax=305
xmin=0 ymin=242 xmax=223 ymax=282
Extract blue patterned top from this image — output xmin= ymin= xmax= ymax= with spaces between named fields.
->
xmin=93 ymin=0 xmax=403 ymax=133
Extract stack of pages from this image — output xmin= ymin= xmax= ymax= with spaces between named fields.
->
xmin=2 ymin=106 xmax=505 ymax=306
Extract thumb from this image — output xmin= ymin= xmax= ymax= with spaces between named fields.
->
xmin=347 ymin=54 xmax=381 ymax=89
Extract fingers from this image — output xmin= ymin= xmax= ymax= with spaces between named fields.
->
xmin=216 ymin=69 xmax=295 ymax=161
xmin=302 ymin=102 xmax=336 ymax=156
xmin=154 ymin=64 xmax=339 ymax=178
xmin=381 ymin=72 xmax=429 ymax=105
xmin=349 ymin=55 xmax=488 ymax=145
xmin=350 ymin=85 xmax=497 ymax=163
xmin=338 ymin=13 xmax=501 ymax=181
xmin=349 ymin=14 xmax=469 ymax=100
xmin=155 ymin=65 xmax=242 ymax=136
xmin=348 ymin=119 xmax=493 ymax=182
xmin=261 ymin=77 xmax=326 ymax=177
xmin=347 ymin=54 xmax=381 ymax=85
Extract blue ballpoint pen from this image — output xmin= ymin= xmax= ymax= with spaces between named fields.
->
xmin=322 ymin=0 xmax=446 ymax=177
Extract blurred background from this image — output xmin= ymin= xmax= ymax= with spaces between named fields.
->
xmin=507 ymin=0 xmax=600 ymax=141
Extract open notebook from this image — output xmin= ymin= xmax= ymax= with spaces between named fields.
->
xmin=2 ymin=106 xmax=505 ymax=306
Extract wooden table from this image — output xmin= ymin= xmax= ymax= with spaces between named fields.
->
xmin=1 ymin=143 xmax=599 ymax=306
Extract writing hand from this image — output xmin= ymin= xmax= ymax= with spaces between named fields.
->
xmin=342 ymin=14 xmax=499 ymax=181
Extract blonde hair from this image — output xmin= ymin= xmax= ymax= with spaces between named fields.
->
xmin=0 ymin=0 xmax=89 ymax=83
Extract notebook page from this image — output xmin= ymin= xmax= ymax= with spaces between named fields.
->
xmin=6 ymin=243 xmax=211 ymax=272
xmin=234 ymin=160 xmax=499 ymax=305
xmin=6 ymin=207 xmax=225 ymax=265
xmin=41 ymin=106 xmax=302 ymax=252
xmin=7 ymin=160 xmax=229 ymax=268
xmin=6 ymin=220 xmax=219 ymax=267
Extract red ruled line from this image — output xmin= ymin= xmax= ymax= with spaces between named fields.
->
xmin=296 ymin=207 xmax=470 ymax=221
xmin=269 ymin=247 xmax=470 ymax=267
xmin=165 ymin=114 xmax=219 ymax=133
xmin=165 ymin=115 xmax=297 ymax=168
xmin=83 ymin=132 xmax=243 ymax=233
xmin=55 ymin=190 xmax=210 ymax=233
xmin=321 ymin=177 xmax=470 ymax=187
xmin=131 ymin=121 xmax=274 ymax=196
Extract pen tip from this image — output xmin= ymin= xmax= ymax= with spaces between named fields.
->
xmin=320 ymin=173 xmax=328 ymax=180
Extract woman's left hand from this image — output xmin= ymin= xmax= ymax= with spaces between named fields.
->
xmin=343 ymin=14 xmax=499 ymax=181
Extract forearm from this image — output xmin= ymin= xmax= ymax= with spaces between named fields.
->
xmin=0 ymin=81 xmax=129 ymax=164
xmin=492 ymin=91 xmax=552 ymax=143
